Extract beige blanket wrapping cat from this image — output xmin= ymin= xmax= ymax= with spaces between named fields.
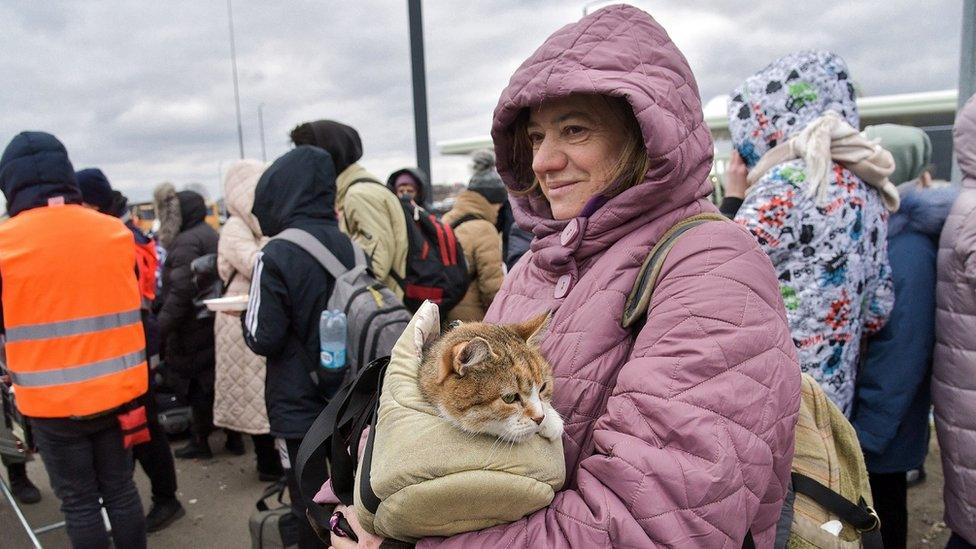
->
xmin=354 ymin=301 xmax=566 ymax=542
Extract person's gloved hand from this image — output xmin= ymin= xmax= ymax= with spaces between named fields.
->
xmin=722 ymin=150 xmax=751 ymax=199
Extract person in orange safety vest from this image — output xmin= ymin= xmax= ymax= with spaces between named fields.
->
xmin=76 ymin=168 xmax=186 ymax=533
xmin=0 ymin=131 xmax=148 ymax=548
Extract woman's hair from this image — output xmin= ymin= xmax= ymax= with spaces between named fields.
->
xmin=509 ymin=94 xmax=651 ymax=199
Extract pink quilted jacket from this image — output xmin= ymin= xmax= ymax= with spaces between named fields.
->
xmin=933 ymin=94 xmax=976 ymax=544
xmin=420 ymin=6 xmax=800 ymax=548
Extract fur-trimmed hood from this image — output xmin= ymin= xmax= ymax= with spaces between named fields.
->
xmin=153 ymin=182 xmax=181 ymax=247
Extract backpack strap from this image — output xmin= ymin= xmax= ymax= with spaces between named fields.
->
xmin=621 ymin=213 xmax=727 ymax=328
xmin=255 ymin=478 xmax=288 ymax=512
xmin=273 ymin=228 xmax=367 ymax=276
xmin=295 ymin=357 xmax=390 ymax=532
xmin=448 ymin=213 xmax=484 ymax=229
xmin=349 ymin=177 xmax=385 ymax=189
xmin=790 ymin=473 xmax=883 ymax=548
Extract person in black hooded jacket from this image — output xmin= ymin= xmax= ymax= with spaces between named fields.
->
xmin=243 ymin=145 xmax=353 ymax=549
xmin=386 ymin=166 xmax=428 ymax=205
xmin=154 ymin=187 xmax=219 ymax=459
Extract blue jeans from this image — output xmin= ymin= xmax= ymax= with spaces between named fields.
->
xmin=31 ymin=414 xmax=146 ymax=549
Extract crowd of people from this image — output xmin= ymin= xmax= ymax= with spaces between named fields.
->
xmin=0 ymin=5 xmax=974 ymax=549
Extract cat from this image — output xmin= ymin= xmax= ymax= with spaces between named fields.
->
xmin=418 ymin=311 xmax=564 ymax=443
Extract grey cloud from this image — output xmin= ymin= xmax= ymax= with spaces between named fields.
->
xmin=0 ymin=0 xmax=961 ymax=204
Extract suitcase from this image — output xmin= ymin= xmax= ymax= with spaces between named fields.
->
xmin=249 ymin=480 xmax=298 ymax=549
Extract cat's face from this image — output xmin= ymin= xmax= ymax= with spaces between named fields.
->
xmin=419 ymin=312 xmax=560 ymax=443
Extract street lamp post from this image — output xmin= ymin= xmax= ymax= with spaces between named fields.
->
xmin=227 ymin=0 xmax=245 ymax=159
xmin=407 ymin=0 xmax=432 ymax=206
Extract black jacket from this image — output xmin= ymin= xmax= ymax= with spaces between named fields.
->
xmin=506 ymin=224 xmax=533 ymax=271
xmin=243 ymin=146 xmax=354 ymax=439
xmin=157 ymin=191 xmax=218 ymax=383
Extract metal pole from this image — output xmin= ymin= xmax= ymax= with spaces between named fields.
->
xmin=258 ymin=103 xmax=267 ymax=162
xmin=227 ymin=0 xmax=245 ymax=159
xmin=953 ymin=0 xmax=976 ymax=183
xmin=0 ymin=475 xmax=44 ymax=548
xmin=407 ymin=0 xmax=432 ymax=206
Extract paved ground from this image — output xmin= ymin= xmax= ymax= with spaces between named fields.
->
xmin=2 ymin=434 xmax=271 ymax=549
xmin=0 ymin=430 xmax=955 ymax=548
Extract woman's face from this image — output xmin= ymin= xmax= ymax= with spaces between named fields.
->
xmin=527 ymin=94 xmax=630 ymax=220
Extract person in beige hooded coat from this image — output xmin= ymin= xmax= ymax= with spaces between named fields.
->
xmin=934 ymin=93 xmax=976 ymax=548
xmin=213 ymin=160 xmax=282 ymax=480
xmin=440 ymin=150 xmax=506 ymax=322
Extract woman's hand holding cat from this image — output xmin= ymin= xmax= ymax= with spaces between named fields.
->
xmin=329 ymin=505 xmax=384 ymax=549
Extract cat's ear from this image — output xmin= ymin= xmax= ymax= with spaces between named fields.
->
xmin=437 ymin=337 xmax=493 ymax=384
xmin=513 ymin=311 xmax=551 ymax=348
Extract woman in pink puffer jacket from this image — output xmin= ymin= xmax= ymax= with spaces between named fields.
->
xmin=333 ymin=5 xmax=800 ymax=547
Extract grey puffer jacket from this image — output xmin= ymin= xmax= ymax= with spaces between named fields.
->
xmin=934 ymin=93 xmax=976 ymax=545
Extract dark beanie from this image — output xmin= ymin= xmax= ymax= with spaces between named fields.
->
xmin=109 ymin=189 xmax=128 ymax=218
xmin=290 ymin=119 xmax=363 ymax=175
xmin=75 ymin=168 xmax=114 ymax=212
xmin=468 ymin=149 xmax=507 ymax=204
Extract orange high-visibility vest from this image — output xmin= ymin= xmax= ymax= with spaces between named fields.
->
xmin=0 ymin=204 xmax=147 ymax=418
xmin=133 ymin=237 xmax=158 ymax=306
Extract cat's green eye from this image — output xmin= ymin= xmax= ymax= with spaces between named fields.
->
xmin=540 ymin=382 xmax=548 ymax=393
xmin=501 ymin=393 xmax=518 ymax=404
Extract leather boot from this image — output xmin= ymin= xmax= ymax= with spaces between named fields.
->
xmin=174 ymin=436 xmax=212 ymax=459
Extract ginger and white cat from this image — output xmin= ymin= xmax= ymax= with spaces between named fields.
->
xmin=418 ymin=312 xmax=563 ymax=443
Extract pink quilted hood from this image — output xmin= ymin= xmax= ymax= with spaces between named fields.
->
xmin=492 ymin=4 xmax=714 ymax=257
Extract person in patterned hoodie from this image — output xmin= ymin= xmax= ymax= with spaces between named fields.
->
xmin=729 ymin=50 xmax=897 ymax=416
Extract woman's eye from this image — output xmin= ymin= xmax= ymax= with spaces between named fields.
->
xmin=501 ymin=393 xmax=518 ymax=404
xmin=527 ymin=132 xmax=545 ymax=146
xmin=563 ymin=125 xmax=588 ymax=138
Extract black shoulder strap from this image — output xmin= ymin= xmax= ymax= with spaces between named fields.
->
xmin=621 ymin=213 xmax=727 ymax=328
xmin=349 ymin=177 xmax=386 ymax=189
xmin=448 ymin=213 xmax=484 ymax=229
xmin=295 ymin=357 xmax=390 ymax=530
xmin=790 ymin=473 xmax=883 ymax=548
xmin=255 ymin=478 xmax=288 ymax=512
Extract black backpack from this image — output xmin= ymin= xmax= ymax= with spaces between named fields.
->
xmin=295 ymin=356 xmax=390 ymax=539
xmin=348 ymin=179 xmax=470 ymax=314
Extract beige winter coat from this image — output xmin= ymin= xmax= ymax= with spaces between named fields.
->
xmin=336 ymin=163 xmax=408 ymax=299
xmin=440 ymin=191 xmax=504 ymax=322
xmin=213 ymin=160 xmax=270 ymax=435
xmin=934 ymin=95 xmax=976 ymax=543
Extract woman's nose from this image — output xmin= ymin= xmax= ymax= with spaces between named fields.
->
xmin=532 ymin=137 xmax=567 ymax=176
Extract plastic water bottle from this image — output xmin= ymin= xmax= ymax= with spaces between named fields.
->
xmin=319 ymin=310 xmax=347 ymax=372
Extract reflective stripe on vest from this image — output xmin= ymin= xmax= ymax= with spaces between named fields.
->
xmin=5 ymin=309 xmax=141 ymax=343
xmin=9 ymin=350 xmax=145 ymax=388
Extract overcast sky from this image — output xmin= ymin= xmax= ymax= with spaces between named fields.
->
xmin=0 ymin=0 xmax=962 ymax=203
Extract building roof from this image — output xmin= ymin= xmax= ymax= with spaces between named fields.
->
xmin=438 ymin=89 xmax=959 ymax=155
